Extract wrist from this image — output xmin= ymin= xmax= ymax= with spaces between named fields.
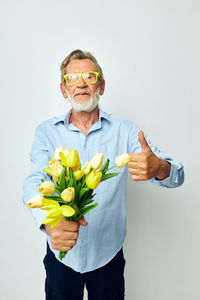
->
xmin=44 ymin=223 xmax=51 ymax=235
xmin=156 ymin=159 xmax=171 ymax=180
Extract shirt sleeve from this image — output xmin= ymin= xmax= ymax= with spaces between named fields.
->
xmin=127 ymin=121 xmax=184 ymax=188
xmin=22 ymin=122 xmax=52 ymax=230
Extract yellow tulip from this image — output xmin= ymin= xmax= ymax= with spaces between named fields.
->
xmin=115 ymin=153 xmax=131 ymax=168
xmin=66 ymin=150 xmax=80 ymax=168
xmin=54 ymin=147 xmax=64 ymax=160
xmin=61 ymin=187 xmax=75 ymax=202
xmin=90 ymin=153 xmax=104 ymax=170
xmin=41 ymin=199 xmax=75 ymax=228
xmin=48 ymin=159 xmax=63 ymax=177
xmin=54 ymin=147 xmax=70 ymax=160
xmin=86 ymin=170 xmax=102 ymax=189
xmin=27 ymin=195 xmax=44 ymax=208
xmin=74 ymin=170 xmax=84 ymax=181
xmin=38 ymin=181 xmax=55 ymax=196
xmin=81 ymin=161 xmax=91 ymax=175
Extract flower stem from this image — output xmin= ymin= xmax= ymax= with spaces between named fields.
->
xmin=59 ymin=250 xmax=68 ymax=260
xmin=106 ymin=165 xmax=116 ymax=172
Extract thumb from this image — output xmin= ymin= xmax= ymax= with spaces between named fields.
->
xmin=78 ymin=216 xmax=88 ymax=226
xmin=138 ymin=131 xmax=150 ymax=152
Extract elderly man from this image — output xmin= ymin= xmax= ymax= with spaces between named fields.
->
xmin=23 ymin=49 xmax=184 ymax=300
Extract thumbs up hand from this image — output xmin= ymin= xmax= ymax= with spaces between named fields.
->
xmin=128 ymin=131 xmax=171 ymax=181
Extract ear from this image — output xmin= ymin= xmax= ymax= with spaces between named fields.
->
xmin=99 ymin=80 xmax=105 ymax=96
xmin=60 ymin=83 xmax=68 ymax=99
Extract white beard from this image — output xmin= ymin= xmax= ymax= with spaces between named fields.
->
xmin=65 ymin=87 xmax=100 ymax=113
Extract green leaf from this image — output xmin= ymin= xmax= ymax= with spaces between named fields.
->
xmin=101 ymin=172 xmax=119 ymax=182
xmin=66 ymin=177 xmax=70 ymax=187
xmin=75 ymin=183 xmax=82 ymax=202
xmin=79 ymin=188 xmax=94 ymax=205
xmin=79 ymin=188 xmax=89 ymax=201
xmin=69 ymin=168 xmax=77 ymax=188
xmin=100 ymin=159 xmax=110 ymax=173
xmin=87 ymin=189 xmax=94 ymax=198
xmin=81 ymin=175 xmax=86 ymax=188
xmin=70 ymin=202 xmax=79 ymax=213
xmin=43 ymin=195 xmax=62 ymax=199
xmin=79 ymin=198 xmax=94 ymax=209
xmin=43 ymin=195 xmax=67 ymax=204
xmin=55 ymin=185 xmax=61 ymax=195
xmin=76 ymin=203 xmax=98 ymax=220
xmin=41 ymin=178 xmax=45 ymax=183
xmin=59 ymin=167 xmax=66 ymax=192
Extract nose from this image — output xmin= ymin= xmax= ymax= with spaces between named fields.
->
xmin=77 ymin=75 xmax=88 ymax=88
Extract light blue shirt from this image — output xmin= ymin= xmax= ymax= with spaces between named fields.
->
xmin=23 ymin=109 xmax=184 ymax=273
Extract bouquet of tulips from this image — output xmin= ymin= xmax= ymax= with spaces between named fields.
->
xmin=27 ymin=147 xmax=131 ymax=260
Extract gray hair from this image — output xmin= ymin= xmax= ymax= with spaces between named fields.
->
xmin=60 ymin=49 xmax=104 ymax=84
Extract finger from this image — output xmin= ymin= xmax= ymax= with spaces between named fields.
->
xmin=63 ymin=221 xmax=80 ymax=232
xmin=138 ymin=131 xmax=150 ymax=152
xmin=61 ymin=231 xmax=79 ymax=241
xmin=59 ymin=246 xmax=72 ymax=251
xmin=127 ymin=161 xmax=139 ymax=169
xmin=65 ymin=239 xmax=77 ymax=247
xmin=128 ymin=168 xmax=140 ymax=176
xmin=78 ymin=216 xmax=88 ymax=226
xmin=52 ymin=240 xmax=76 ymax=251
xmin=55 ymin=239 xmax=77 ymax=247
xmin=131 ymin=174 xmax=147 ymax=181
xmin=129 ymin=153 xmax=142 ymax=162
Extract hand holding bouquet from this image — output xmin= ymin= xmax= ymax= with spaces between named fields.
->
xmin=27 ymin=148 xmax=131 ymax=260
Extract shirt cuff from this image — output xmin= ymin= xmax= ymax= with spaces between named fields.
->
xmin=151 ymin=160 xmax=183 ymax=188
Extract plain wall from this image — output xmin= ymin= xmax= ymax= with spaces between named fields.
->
xmin=1 ymin=0 xmax=199 ymax=299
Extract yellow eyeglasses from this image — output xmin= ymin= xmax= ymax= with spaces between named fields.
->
xmin=63 ymin=71 xmax=100 ymax=86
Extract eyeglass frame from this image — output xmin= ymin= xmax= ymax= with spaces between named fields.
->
xmin=62 ymin=71 xmax=100 ymax=86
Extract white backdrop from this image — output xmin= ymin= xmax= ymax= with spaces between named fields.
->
xmin=1 ymin=0 xmax=199 ymax=299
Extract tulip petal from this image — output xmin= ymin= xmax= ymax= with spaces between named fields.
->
xmin=49 ymin=216 xmax=63 ymax=228
xmin=44 ymin=167 xmax=53 ymax=176
xmin=74 ymin=170 xmax=84 ymax=181
xmin=66 ymin=150 xmax=80 ymax=168
xmin=41 ymin=199 xmax=60 ymax=210
xmin=27 ymin=195 xmax=43 ymax=208
xmin=53 ymin=176 xmax=59 ymax=182
xmin=43 ymin=216 xmax=58 ymax=223
xmin=86 ymin=170 xmax=102 ymax=189
xmin=54 ymin=147 xmax=64 ymax=160
xmin=43 ymin=215 xmax=62 ymax=228
xmin=46 ymin=208 xmax=61 ymax=218
xmin=60 ymin=205 xmax=75 ymax=217
xmin=90 ymin=153 xmax=104 ymax=170
xmin=59 ymin=152 xmax=68 ymax=167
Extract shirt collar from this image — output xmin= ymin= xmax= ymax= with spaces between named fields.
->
xmin=53 ymin=108 xmax=111 ymax=126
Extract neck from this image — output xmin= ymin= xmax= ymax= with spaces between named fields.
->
xmin=69 ymin=106 xmax=99 ymax=135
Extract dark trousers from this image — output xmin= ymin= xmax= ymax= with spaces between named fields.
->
xmin=43 ymin=243 xmax=126 ymax=300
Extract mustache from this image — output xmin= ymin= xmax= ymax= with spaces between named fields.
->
xmin=74 ymin=91 xmax=91 ymax=96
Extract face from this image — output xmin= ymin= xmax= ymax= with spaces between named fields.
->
xmin=60 ymin=59 xmax=105 ymax=112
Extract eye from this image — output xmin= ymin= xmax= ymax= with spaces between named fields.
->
xmin=84 ymin=73 xmax=90 ymax=79
xmin=68 ymin=74 xmax=78 ymax=81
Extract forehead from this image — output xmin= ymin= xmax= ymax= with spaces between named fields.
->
xmin=66 ymin=59 xmax=98 ymax=74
